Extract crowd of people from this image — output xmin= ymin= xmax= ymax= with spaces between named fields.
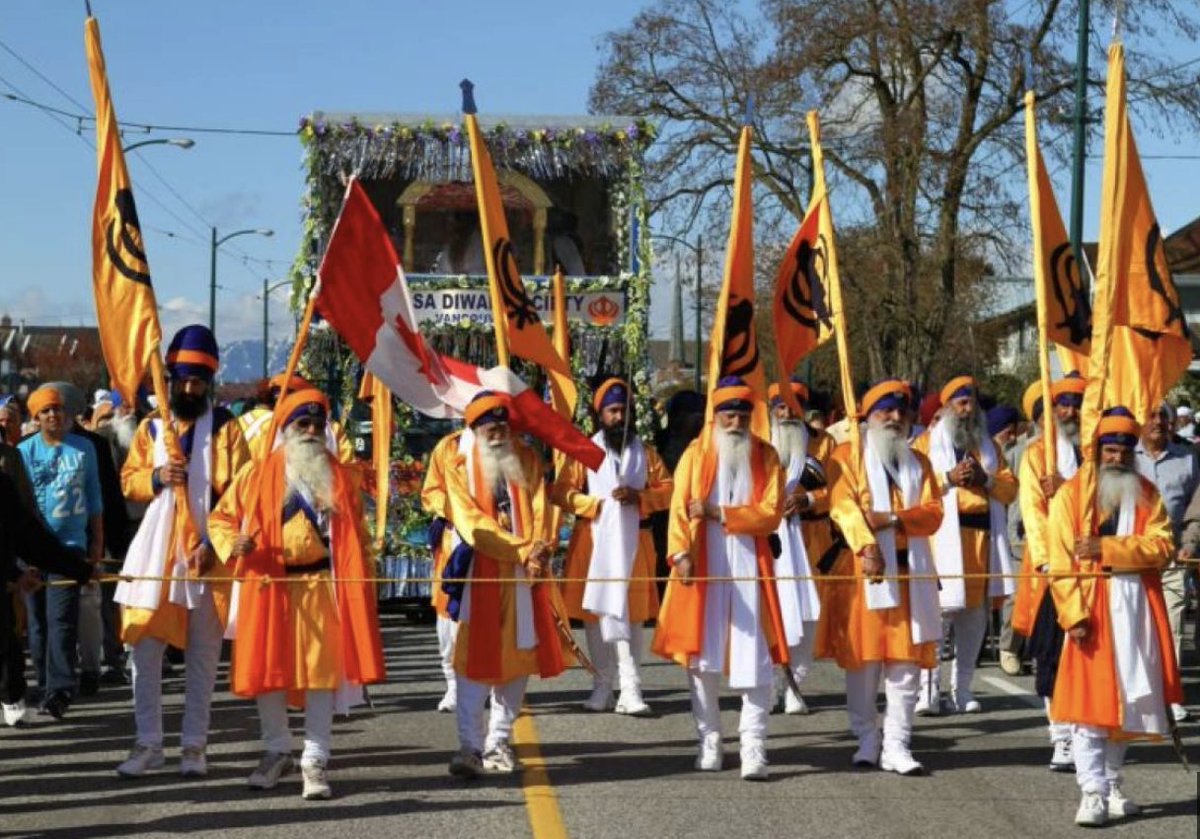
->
xmin=0 ymin=324 xmax=1195 ymax=828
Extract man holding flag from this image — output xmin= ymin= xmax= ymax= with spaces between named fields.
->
xmin=551 ymin=377 xmax=673 ymax=716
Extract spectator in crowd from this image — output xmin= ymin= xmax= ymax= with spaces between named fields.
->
xmin=0 ymin=396 xmax=22 ymax=445
xmin=987 ymin=403 xmax=1026 ymax=677
xmin=1136 ymin=401 xmax=1199 ymax=723
xmin=16 ymin=386 xmax=103 ymax=720
xmin=1175 ymin=404 xmax=1195 ymax=441
xmin=0 ymin=469 xmax=95 ymax=727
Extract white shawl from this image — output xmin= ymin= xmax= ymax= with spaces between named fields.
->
xmin=927 ymin=421 xmax=1015 ymax=609
xmin=772 ymin=427 xmax=820 ymax=646
xmin=581 ymin=433 xmax=647 ymax=642
xmin=115 ymin=411 xmax=213 ymax=611
xmin=863 ymin=442 xmax=942 ymax=645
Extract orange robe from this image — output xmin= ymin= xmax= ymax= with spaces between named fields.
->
xmin=420 ymin=430 xmax=463 ymax=618
xmin=446 ymin=438 xmax=564 ymax=685
xmin=913 ymin=429 xmax=1018 ymax=609
xmin=794 ymin=428 xmax=837 ymax=590
xmin=1047 ymin=465 xmax=1182 ymax=735
xmin=119 ymin=407 xmax=249 ymax=648
xmin=815 ymin=442 xmax=945 ymax=669
xmin=550 ymin=443 xmax=672 ymax=624
xmin=652 ymin=433 xmax=789 ymax=670
xmin=207 ymin=450 xmax=385 ymax=699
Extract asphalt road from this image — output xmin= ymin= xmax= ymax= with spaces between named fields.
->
xmin=2 ymin=611 xmax=1197 ymax=839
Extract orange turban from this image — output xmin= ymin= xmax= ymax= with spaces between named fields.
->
xmin=277 ymin=388 xmax=329 ymax=428
xmin=27 ymin=387 xmax=63 ymax=418
xmin=939 ymin=375 xmax=976 ymax=406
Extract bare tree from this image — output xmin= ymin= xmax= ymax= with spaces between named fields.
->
xmin=592 ymin=0 xmax=1200 ymax=383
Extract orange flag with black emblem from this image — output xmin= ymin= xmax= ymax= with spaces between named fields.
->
xmin=85 ymin=15 xmax=163 ymax=406
xmin=462 ymin=82 xmax=577 ymax=415
xmin=706 ymin=123 xmax=768 ymax=439
xmin=1082 ymin=42 xmax=1193 ymax=455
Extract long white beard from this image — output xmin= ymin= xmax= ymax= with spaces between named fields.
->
xmin=1057 ymin=419 xmax=1082 ymax=448
xmin=479 ymin=439 xmax=527 ymax=492
xmin=715 ymin=427 xmax=750 ymax=491
xmin=943 ymin=410 xmax=984 ymax=452
xmin=865 ymin=422 xmax=909 ymax=469
xmin=284 ymin=429 xmax=335 ymax=511
xmin=113 ymin=414 xmax=137 ymax=452
xmin=1098 ymin=465 xmax=1140 ymax=520
xmin=771 ymin=420 xmax=806 ymax=471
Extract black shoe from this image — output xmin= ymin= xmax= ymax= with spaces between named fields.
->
xmin=100 ymin=667 xmax=129 ymax=686
xmin=38 ymin=692 xmax=70 ymax=720
xmin=79 ymin=672 xmax=100 ymax=697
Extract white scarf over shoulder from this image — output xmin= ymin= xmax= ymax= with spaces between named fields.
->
xmin=773 ymin=426 xmax=820 ymax=646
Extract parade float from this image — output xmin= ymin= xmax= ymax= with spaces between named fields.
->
xmin=290 ymin=110 xmax=656 ymax=608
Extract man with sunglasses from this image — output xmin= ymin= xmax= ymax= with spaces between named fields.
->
xmin=16 ymin=386 xmax=104 ymax=720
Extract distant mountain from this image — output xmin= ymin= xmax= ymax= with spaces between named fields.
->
xmin=217 ymin=339 xmax=291 ymax=384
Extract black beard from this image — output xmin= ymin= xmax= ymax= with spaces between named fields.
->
xmin=602 ymin=424 xmax=628 ymax=452
xmin=170 ymin=391 xmax=209 ymax=421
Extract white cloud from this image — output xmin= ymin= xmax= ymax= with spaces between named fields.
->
xmin=0 ymin=285 xmax=96 ymax=327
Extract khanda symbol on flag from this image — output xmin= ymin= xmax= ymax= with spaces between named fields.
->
xmin=1047 ymin=241 xmax=1091 ymax=349
xmin=493 ymin=239 xmax=542 ymax=331
xmin=720 ymin=296 xmax=761 ymax=379
xmin=778 ymin=212 xmax=833 ymax=335
xmin=105 ymin=189 xmax=151 ymax=286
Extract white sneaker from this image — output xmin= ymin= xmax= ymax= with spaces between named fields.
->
xmin=179 ymin=745 xmax=207 ymax=778
xmin=1171 ymin=703 xmax=1189 ymax=723
xmin=880 ymin=749 xmax=925 ymax=776
xmin=953 ymin=690 xmax=981 ymax=714
xmin=1107 ymin=784 xmax=1141 ymax=818
xmin=582 ymin=684 xmax=614 ymax=712
xmin=694 ymin=733 xmax=723 ymax=771
xmin=1048 ymin=738 xmax=1074 ymax=772
xmin=999 ymin=651 xmax=1022 ymax=676
xmin=914 ymin=692 xmax=941 ymax=717
xmin=2 ymin=700 xmax=32 ymax=727
xmin=851 ymin=733 xmax=880 ymax=768
xmin=116 ymin=744 xmax=165 ymax=778
xmin=615 ymin=686 xmax=652 ymax=717
xmin=784 ymin=690 xmax=809 ymax=715
xmin=1075 ymin=791 xmax=1108 ymax=827
xmin=247 ymin=751 xmax=295 ymax=789
xmin=448 ymin=748 xmax=483 ymax=779
xmin=300 ymin=759 xmax=332 ymax=800
xmin=740 ymin=742 xmax=769 ymax=781
xmin=436 ymin=688 xmax=457 ymax=713
xmin=482 ymin=742 xmax=519 ymax=774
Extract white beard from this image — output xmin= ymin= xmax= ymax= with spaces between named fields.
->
xmin=1057 ymin=419 xmax=1082 ymax=448
xmin=943 ymin=410 xmax=984 ymax=453
xmin=112 ymin=414 xmax=137 ymax=452
xmin=284 ymin=428 xmax=335 ymax=511
xmin=771 ymin=420 xmax=807 ymax=471
xmin=479 ymin=438 xmax=527 ymax=493
xmin=1098 ymin=465 xmax=1140 ymax=520
xmin=865 ymin=420 xmax=909 ymax=469
xmin=715 ymin=427 xmax=750 ymax=490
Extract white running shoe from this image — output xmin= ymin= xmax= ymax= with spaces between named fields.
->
xmin=953 ymin=690 xmax=981 ymax=714
xmin=740 ymin=742 xmax=769 ymax=781
xmin=694 ymin=733 xmax=723 ymax=772
xmin=2 ymin=700 xmax=32 ymax=727
xmin=1074 ymin=792 xmax=1107 ymax=827
xmin=247 ymin=751 xmax=295 ymax=789
xmin=300 ymin=759 xmax=332 ymax=800
xmin=116 ymin=744 xmax=165 ymax=778
xmin=1048 ymin=738 xmax=1074 ymax=772
xmin=915 ymin=691 xmax=941 ymax=717
xmin=615 ymin=686 xmax=652 ymax=717
xmin=784 ymin=690 xmax=809 ymax=715
xmin=437 ymin=688 xmax=457 ymax=713
xmin=482 ymin=742 xmax=519 ymax=774
xmin=880 ymin=749 xmax=925 ymax=776
xmin=179 ymin=745 xmax=208 ymax=778
xmin=1107 ymin=784 xmax=1141 ymax=818
xmin=1171 ymin=703 xmax=1189 ymax=723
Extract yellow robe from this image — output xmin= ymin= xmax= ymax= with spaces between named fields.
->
xmin=815 ymin=443 xmax=944 ymax=669
xmin=1012 ymin=435 xmax=1066 ymax=635
xmin=119 ymin=408 xmax=250 ymax=648
xmin=913 ymin=429 xmax=1018 ymax=608
xmin=550 ymin=443 xmax=673 ymax=623
xmin=420 ymin=430 xmax=463 ymax=618
xmin=446 ymin=439 xmax=553 ymax=684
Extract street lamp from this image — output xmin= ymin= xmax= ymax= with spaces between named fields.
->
xmin=209 ymin=227 xmax=274 ymax=331
xmin=651 ymin=233 xmax=704 ymax=391
xmin=122 ymin=137 xmax=195 ymax=153
xmin=260 ymin=279 xmax=292 ymax=378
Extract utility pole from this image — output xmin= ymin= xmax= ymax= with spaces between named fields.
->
xmin=1069 ymin=0 xmax=1091 ymax=273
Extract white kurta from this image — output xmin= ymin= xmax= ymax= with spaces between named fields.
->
xmin=773 ymin=438 xmax=820 ymax=647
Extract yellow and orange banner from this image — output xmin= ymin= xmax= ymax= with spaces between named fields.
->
xmin=86 ymin=15 xmax=163 ymax=407
xmin=706 ymin=124 xmax=768 ymax=439
xmin=358 ymin=372 xmax=393 ymax=551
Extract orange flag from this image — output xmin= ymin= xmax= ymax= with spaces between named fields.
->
xmin=1082 ymin=42 xmax=1193 ymax=456
xmin=85 ymin=15 xmax=163 ymax=407
xmin=462 ymin=84 xmax=577 ymax=414
xmin=706 ymin=124 xmax=768 ymax=439
xmin=549 ymin=268 xmax=574 ymax=420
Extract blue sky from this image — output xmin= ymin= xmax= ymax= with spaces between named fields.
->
xmin=1 ymin=1 xmax=1197 ymax=346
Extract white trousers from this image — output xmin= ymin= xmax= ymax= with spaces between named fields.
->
xmin=456 ymin=674 xmax=527 ymax=754
xmin=584 ymin=622 xmax=645 ymax=691
xmin=687 ymin=669 xmax=770 ymax=748
xmin=436 ymin=615 xmax=458 ymax=692
xmin=1072 ymin=725 xmax=1128 ymax=795
xmin=256 ymin=689 xmax=334 ymax=766
xmin=1044 ymin=697 xmax=1071 ymax=745
xmin=845 ymin=662 xmax=919 ymax=755
xmin=129 ymin=590 xmax=223 ymax=749
xmin=785 ymin=621 xmax=817 ymax=688
xmin=78 ymin=583 xmax=103 ymax=675
xmin=921 ymin=605 xmax=988 ymax=696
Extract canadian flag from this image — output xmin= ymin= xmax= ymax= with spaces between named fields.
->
xmin=315 ymin=178 xmax=603 ymax=470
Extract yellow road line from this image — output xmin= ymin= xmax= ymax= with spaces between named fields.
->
xmin=513 ymin=710 xmax=568 ymax=839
